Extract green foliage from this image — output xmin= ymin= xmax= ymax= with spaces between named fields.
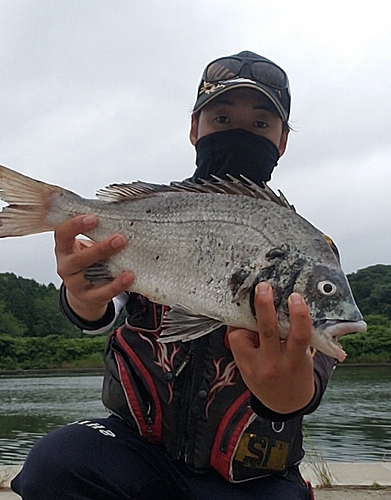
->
xmin=340 ymin=314 xmax=391 ymax=363
xmin=348 ymin=264 xmax=391 ymax=319
xmin=336 ymin=264 xmax=391 ymax=363
xmin=0 ymin=301 xmax=27 ymax=337
xmin=0 ymin=273 xmax=80 ymax=337
xmin=0 ymin=335 xmax=107 ymax=370
xmin=0 ymin=273 xmax=113 ymax=370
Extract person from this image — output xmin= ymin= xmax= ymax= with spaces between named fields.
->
xmin=12 ymin=51 xmax=336 ymax=500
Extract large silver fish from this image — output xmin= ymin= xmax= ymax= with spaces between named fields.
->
xmin=0 ymin=165 xmax=366 ymax=361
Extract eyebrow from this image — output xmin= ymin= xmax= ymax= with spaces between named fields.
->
xmin=208 ymin=98 xmax=275 ymax=113
xmin=209 ymin=97 xmax=234 ymax=107
xmin=253 ymin=103 xmax=275 ymax=112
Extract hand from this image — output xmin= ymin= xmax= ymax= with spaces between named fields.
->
xmin=228 ymin=282 xmax=314 ymax=414
xmin=55 ymin=214 xmax=134 ymax=321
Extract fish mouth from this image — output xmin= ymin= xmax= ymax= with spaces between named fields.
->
xmin=311 ymin=319 xmax=367 ymax=362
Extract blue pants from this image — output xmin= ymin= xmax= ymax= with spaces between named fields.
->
xmin=12 ymin=416 xmax=312 ymax=500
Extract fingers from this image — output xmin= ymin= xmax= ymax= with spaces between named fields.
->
xmin=55 ymin=216 xmax=127 ymax=279
xmin=286 ymin=292 xmax=312 ymax=364
xmin=65 ymin=234 xmax=127 ymax=275
xmin=55 ymin=215 xmax=97 ymax=255
xmin=229 ymin=282 xmax=314 ymax=413
xmin=54 ymin=215 xmax=133 ymax=322
xmin=230 ymin=282 xmax=312 ymax=362
xmin=253 ymin=282 xmax=281 ymax=356
xmin=254 ymin=283 xmax=312 ymax=358
xmin=68 ymin=270 xmax=134 ymax=303
xmin=228 ymin=282 xmax=278 ymax=367
xmin=229 ymin=282 xmax=282 ymax=362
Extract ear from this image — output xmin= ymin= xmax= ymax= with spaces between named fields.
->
xmin=278 ymin=129 xmax=289 ymax=157
xmin=189 ymin=114 xmax=198 ymax=146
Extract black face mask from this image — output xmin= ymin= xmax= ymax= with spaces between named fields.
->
xmin=191 ymin=129 xmax=280 ymax=186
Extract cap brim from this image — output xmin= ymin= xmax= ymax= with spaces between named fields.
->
xmin=193 ymin=79 xmax=288 ymax=122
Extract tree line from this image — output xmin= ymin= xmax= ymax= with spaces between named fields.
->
xmin=0 ymin=265 xmax=390 ymax=369
xmin=339 ymin=264 xmax=391 ymax=363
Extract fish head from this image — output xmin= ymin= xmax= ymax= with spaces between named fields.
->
xmin=291 ymin=262 xmax=367 ymax=361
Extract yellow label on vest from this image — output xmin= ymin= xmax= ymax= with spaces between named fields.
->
xmin=234 ymin=432 xmax=290 ymax=471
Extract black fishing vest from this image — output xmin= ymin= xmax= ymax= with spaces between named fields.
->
xmin=101 ymin=293 xmax=308 ymax=483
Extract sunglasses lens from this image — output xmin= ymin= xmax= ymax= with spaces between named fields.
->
xmin=196 ymin=55 xmax=290 ymax=118
xmin=251 ymin=62 xmax=287 ymax=89
xmin=205 ymin=58 xmax=242 ymax=81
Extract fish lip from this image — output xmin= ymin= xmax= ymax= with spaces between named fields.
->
xmin=310 ymin=319 xmax=367 ymax=362
xmin=315 ymin=319 xmax=368 ymax=339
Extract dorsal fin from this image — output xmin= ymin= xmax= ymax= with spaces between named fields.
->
xmin=96 ymin=175 xmax=295 ymax=211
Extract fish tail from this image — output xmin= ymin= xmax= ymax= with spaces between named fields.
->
xmin=0 ymin=165 xmax=64 ymax=237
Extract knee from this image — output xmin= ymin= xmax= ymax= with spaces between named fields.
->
xmin=11 ymin=426 xmax=80 ymax=498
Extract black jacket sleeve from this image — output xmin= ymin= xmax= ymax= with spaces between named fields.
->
xmin=250 ymin=350 xmax=336 ymax=421
xmin=59 ymin=283 xmax=116 ymax=331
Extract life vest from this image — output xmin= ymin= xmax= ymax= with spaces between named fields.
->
xmin=102 ymin=293 xmax=315 ymax=483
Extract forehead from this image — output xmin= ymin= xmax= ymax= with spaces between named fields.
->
xmin=203 ymin=87 xmax=278 ymax=114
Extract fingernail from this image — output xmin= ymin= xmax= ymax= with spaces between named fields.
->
xmin=256 ymin=282 xmax=270 ymax=295
xmin=289 ymin=293 xmax=303 ymax=305
xmin=83 ymin=215 xmax=96 ymax=226
xmin=111 ymin=235 xmax=126 ymax=249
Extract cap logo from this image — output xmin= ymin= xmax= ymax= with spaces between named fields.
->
xmin=199 ymin=81 xmax=225 ymax=96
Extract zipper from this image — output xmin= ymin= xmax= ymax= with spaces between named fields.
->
xmin=145 ymin=401 xmax=154 ymax=440
xmin=176 ymin=341 xmax=200 ymax=460
xmin=174 ymin=351 xmax=192 ymax=377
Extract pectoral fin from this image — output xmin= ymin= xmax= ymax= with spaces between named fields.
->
xmin=158 ymin=304 xmax=223 ymax=343
xmin=84 ymin=261 xmax=114 ymax=285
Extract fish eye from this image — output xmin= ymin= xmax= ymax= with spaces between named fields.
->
xmin=317 ymin=280 xmax=337 ymax=296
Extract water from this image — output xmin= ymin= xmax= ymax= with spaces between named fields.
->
xmin=304 ymin=365 xmax=391 ymax=462
xmin=0 ymin=366 xmax=390 ymax=465
xmin=0 ymin=375 xmax=107 ymax=465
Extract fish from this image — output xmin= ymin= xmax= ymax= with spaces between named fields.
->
xmin=0 ymin=165 xmax=367 ymax=361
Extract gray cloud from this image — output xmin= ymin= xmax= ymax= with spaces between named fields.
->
xmin=1 ymin=0 xmax=390 ymax=284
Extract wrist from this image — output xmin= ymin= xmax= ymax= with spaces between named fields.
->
xmin=59 ymin=284 xmax=115 ymax=330
xmin=66 ymin=289 xmax=108 ymax=322
xmin=251 ymin=381 xmax=316 ymax=421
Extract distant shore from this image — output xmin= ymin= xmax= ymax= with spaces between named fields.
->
xmin=0 ymin=368 xmax=104 ymax=378
xmin=1 ymin=363 xmax=390 ymax=378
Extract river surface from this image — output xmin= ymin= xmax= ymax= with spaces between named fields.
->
xmin=0 ymin=366 xmax=390 ymax=465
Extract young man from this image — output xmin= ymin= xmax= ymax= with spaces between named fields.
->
xmin=12 ymin=52 xmax=334 ymax=500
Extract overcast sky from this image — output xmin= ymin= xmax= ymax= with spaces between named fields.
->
xmin=1 ymin=0 xmax=390 ymax=286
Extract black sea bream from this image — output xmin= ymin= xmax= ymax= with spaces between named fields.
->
xmin=0 ymin=165 xmax=366 ymax=361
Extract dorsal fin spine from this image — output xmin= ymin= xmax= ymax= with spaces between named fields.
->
xmin=95 ymin=176 xmax=295 ymax=211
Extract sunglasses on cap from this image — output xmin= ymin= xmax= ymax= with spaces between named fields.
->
xmin=202 ymin=56 xmax=289 ymax=90
xmin=194 ymin=53 xmax=291 ymax=121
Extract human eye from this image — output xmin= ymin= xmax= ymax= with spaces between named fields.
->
xmin=215 ymin=115 xmax=230 ymax=124
xmin=253 ymin=120 xmax=268 ymax=128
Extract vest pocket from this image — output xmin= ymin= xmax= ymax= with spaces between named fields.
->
xmin=210 ymin=391 xmax=294 ymax=482
xmin=210 ymin=391 xmax=256 ymax=482
xmin=110 ymin=327 xmax=163 ymax=442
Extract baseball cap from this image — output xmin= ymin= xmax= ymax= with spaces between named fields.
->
xmin=193 ymin=51 xmax=291 ymax=122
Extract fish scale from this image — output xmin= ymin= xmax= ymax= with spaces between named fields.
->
xmin=0 ymin=164 xmax=367 ymax=361
xmin=86 ymin=195 xmax=293 ymax=311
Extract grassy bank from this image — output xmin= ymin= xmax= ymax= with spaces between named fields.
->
xmin=1 ymin=324 xmax=390 ymax=372
xmin=0 ymin=335 xmax=107 ymax=371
